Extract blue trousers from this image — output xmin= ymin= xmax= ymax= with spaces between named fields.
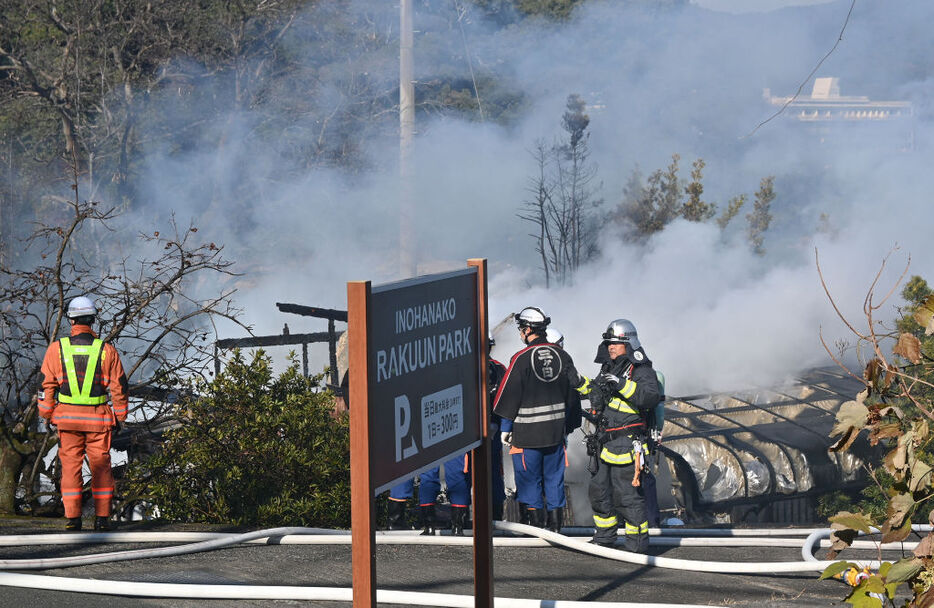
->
xmin=438 ymin=440 xmax=506 ymax=509
xmin=388 ymin=439 xmax=504 ymax=509
xmin=438 ymin=436 xmax=506 ymax=509
xmin=389 ymin=468 xmax=440 ymax=505
xmin=444 ymin=454 xmax=471 ymax=507
xmin=511 ymin=444 xmax=566 ymax=510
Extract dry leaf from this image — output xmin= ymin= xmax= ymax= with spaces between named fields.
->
xmin=914 ymin=295 xmax=934 ymax=336
xmin=832 ymin=401 xmax=870 ymax=437
xmin=894 ymin=332 xmax=922 ymax=364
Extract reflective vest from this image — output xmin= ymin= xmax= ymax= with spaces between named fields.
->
xmin=57 ymin=337 xmax=108 ymax=406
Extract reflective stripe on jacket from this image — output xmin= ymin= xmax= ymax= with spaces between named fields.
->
xmin=493 ymin=337 xmax=581 ymax=449
xmin=577 ymin=348 xmax=659 ymax=464
xmin=58 ymin=337 xmax=108 ymax=405
xmin=39 ymin=324 xmax=129 ymax=432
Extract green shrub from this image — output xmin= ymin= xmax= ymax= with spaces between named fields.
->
xmin=820 ymin=272 xmax=934 ymax=605
xmin=125 ymin=350 xmax=350 ymax=527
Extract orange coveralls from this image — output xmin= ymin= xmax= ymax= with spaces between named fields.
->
xmin=39 ymin=324 xmax=129 ymax=518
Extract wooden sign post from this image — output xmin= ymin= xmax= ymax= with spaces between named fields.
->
xmin=348 ymin=281 xmax=375 ymax=606
xmin=348 ymin=260 xmax=493 ymax=608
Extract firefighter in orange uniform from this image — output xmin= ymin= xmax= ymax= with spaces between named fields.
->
xmin=38 ymin=296 xmax=129 ymax=531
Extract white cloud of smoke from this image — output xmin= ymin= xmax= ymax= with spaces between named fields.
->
xmin=121 ymin=0 xmax=932 ymax=395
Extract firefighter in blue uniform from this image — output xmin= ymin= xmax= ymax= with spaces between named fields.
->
xmin=386 ymin=472 xmax=443 ymax=534
xmin=493 ymin=307 xmax=581 ymax=532
xmin=388 ymin=333 xmax=509 ymax=534
xmin=487 ymin=334 xmax=508 ymax=521
xmin=435 ymin=333 xmax=509 ymax=533
xmin=577 ymin=319 xmax=660 ymax=552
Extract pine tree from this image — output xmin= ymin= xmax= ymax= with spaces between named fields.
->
xmin=681 ymin=158 xmax=716 ymax=222
xmin=746 ymin=176 xmax=775 ymax=255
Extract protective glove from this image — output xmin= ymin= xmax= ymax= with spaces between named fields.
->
xmin=500 ymin=431 xmax=512 ymax=449
xmin=567 ymin=366 xmax=585 ymax=389
xmin=597 ymin=372 xmax=621 ymax=393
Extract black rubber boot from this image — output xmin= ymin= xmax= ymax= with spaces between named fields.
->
xmin=450 ymin=506 xmax=468 ymax=536
xmin=492 ymin=500 xmax=504 ymax=522
xmin=546 ymin=509 xmax=563 ymax=533
xmin=419 ymin=505 xmax=437 ymax=536
xmin=528 ymin=508 xmax=546 ymax=528
xmin=65 ymin=517 xmax=82 ymax=532
xmin=386 ymin=500 xmax=409 ymax=530
xmin=94 ymin=516 xmax=111 ymax=531
xmin=518 ymin=502 xmax=531 ymax=525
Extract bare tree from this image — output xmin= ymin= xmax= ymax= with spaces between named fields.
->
xmin=0 ymin=190 xmax=246 ymax=516
xmin=519 ymin=94 xmax=602 ymax=287
xmin=519 ymin=140 xmax=557 ymax=287
xmin=555 ymin=93 xmax=601 ymax=269
xmin=816 ymin=252 xmax=934 ymax=606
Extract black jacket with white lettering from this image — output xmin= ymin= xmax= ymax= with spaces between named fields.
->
xmin=492 ymin=337 xmax=581 ymax=449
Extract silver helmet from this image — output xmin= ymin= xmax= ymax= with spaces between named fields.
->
xmin=67 ymin=295 xmax=98 ymax=319
xmin=514 ymin=306 xmax=550 ymax=330
xmin=545 ymin=327 xmax=564 ymax=348
xmin=602 ymin=318 xmax=640 ymax=350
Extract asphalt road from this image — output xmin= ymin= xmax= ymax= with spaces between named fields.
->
xmin=0 ymin=518 xmax=871 ymax=607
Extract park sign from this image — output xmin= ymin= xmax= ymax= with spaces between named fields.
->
xmin=347 ymin=259 xmax=493 ymax=608
xmin=365 ymin=267 xmax=482 ymax=494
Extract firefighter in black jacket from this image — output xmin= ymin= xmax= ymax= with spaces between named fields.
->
xmin=493 ymin=307 xmax=581 ymax=531
xmin=577 ymin=319 xmax=660 ymax=552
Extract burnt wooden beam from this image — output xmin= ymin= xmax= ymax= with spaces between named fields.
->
xmin=276 ymin=303 xmax=348 ymax=322
xmin=216 ymin=332 xmax=331 ymax=349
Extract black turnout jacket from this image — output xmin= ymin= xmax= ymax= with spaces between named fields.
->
xmin=578 ymin=346 xmax=660 ymax=464
xmin=492 ymin=336 xmax=581 ymax=449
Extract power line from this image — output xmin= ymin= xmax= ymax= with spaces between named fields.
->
xmin=743 ymin=0 xmax=857 ymax=139
xmin=454 ymin=0 xmax=484 ymax=122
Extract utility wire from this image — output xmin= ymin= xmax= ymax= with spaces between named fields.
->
xmin=454 ymin=0 xmax=485 ymax=122
xmin=743 ymin=0 xmax=856 ymax=138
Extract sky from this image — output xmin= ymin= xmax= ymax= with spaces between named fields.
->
xmin=120 ymin=0 xmax=932 ymax=397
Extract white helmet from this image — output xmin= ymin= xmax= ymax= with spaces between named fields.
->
xmin=602 ymin=318 xmax=640 ymax=350
xmin=545 ymin=327 xmax=564 ymax=348
xmin=67 ymin=295 xmax=97 ymax=319
xmin=514 ymin=306 xmax=550 ymax=330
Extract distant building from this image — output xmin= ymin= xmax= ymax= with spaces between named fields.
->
xmin=764 ymin=77 xmax=913 ymax=149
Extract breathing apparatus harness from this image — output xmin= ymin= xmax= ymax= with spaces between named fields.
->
xmin=581 ymin=361 xmax=646 ymax=475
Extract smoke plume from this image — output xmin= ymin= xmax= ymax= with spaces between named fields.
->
xmin=115 ymin=0 xmax=933 ymax=395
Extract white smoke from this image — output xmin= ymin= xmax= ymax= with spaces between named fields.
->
xmin=109 ymin=0 xmax=932 ymax=393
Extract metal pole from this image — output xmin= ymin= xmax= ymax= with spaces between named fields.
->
xmin=399 ymin=0 xmax=416 ymax=276
xmin=328 ymin=318 xmax=338 ymax=388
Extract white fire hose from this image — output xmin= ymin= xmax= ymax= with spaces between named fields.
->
xmin=0 ymin=522 xmax=924 ymax=606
